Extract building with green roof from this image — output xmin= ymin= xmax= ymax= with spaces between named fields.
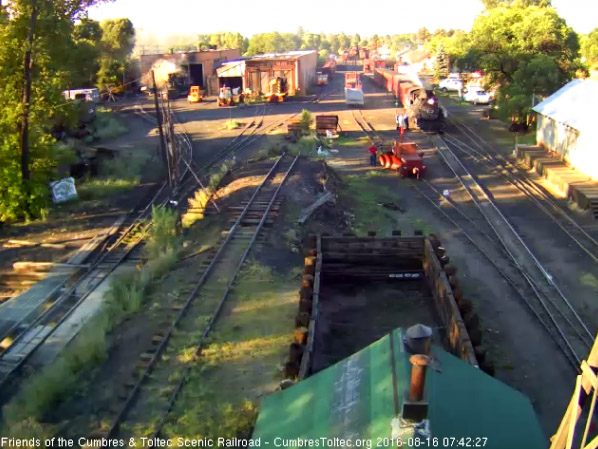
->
xmin=253 ymin=328 xmax=547 ymax=449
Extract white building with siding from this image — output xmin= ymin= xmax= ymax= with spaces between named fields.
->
xmin=533 ymin=79 xmax=598 ymax=179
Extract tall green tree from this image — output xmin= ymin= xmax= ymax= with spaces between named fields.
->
xmin=482 ymin=0 xmax=551 ymax=8
xmin=67 ymin=18 xmax=102 ymax=87
xmin=471 ymin=3 xmax=580 ymax=121
xmin=434 ymin=42 xmax=449 ymax=80
xmin=97 ymin=18 xmax=135 ymax=89
xmin=415 ymin=27 xmax=431 ymax=45
xmin=470 ymin=5 xmax=579 ymax=86
xmin=0 ymin=0 xmax=108 ymax=220
xmin=581 ymin=28 xmax=598 ymax=67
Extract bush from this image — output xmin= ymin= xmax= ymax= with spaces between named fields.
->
xmin=93 ymin=110 xmax=127 ymax=141
xmin=224 ymin=120 xmax=242 ymax=130
xmin=296 ymin=135 xmax=319 ymax=155
xmin=144 ymin=205 xmax=180 ymax=260
xmin=299 ymin=109 xmax=312 ymax=132
xmin=182 ymin=160 xmax=233 ymax=228
xmin=2 ymin=205 xmax=182 ymax=434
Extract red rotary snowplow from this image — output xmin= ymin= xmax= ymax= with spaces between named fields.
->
xmin=378 ymin=141 xmax=427 ymax=179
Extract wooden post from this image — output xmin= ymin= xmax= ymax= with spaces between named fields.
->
xmin=151 ymin=70 xmax=171 ymax=188
xmin=167 ymin=98 xmax=179 ymax=186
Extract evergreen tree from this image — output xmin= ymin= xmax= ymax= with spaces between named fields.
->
xmin=434 ymin=43 xmax=449 ymax=81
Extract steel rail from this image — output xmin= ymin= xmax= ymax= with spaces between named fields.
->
xmin=104 ymin=154 xmax=289 ymax=439
xmin=0 ymin=98 xmax=198 ymax=394
xmin=0 ymin=182 xmax=170 ymax=396
xmin=410 ymin=179 xmax=580 ymax=369
xmin=350 ymin=98 xmax=588 ymax=369
xmin=150 ymin=153 xmax=300 ymax=439
xmin=0 ymin=182 xmax=165 ymax=355
xmin=446 ymin=118 xmax=598 ymax=265
xmin=348 ymin=104 xmax=584 ymax=370
xmin=432 ymin=134 xmax=589 ymax=366
xmin=443 ymin=120 xmax=595 ymax=343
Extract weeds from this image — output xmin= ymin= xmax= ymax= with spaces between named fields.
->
xmin=93 ymin=110 xmax=128 ymax=141
xmin=77 ymin=178 xmax=140 ymax=200
xmin=3 ymin=315 xmax=108 ymax=433
xmin=342 ymin=174 xmax=396 ymax=235
xmin=144 ymin=205 xmax=180 ymax=260
xmin=161 ymin=261 xmax=296 ymax=440
xmin=299 ymin=109 xmax=312 ymax=132
xmin=182 ymin=160 xmax=234 ymax=228
xmin=223 ymin=120 xmax=242 ymax=130
xmin=2 ymin=206 xmax=182 ymax=436
xmin=295 ymin=135 xmax=319 ymax=156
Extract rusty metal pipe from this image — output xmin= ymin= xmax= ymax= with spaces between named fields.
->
xmin=409 ymin=354 xmax=429 ymax=402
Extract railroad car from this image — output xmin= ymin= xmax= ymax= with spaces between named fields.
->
xmin=345 ymin=72 xmax=364 ymax=107
xmin=322 ymin=59 xmax=336 ymax=78
xmin=373 ymin=68 xmax=445 ymax=133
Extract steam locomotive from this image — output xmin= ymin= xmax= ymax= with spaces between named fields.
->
xmin=372 ymin=68 xmax=445 ymax=133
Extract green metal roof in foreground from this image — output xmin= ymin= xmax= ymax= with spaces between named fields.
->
xmin=253 ymin=328 xmax=547 ymax=449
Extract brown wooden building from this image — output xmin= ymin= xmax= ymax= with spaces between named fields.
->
xmin=216 ymin=50 xmax=317 ymax=96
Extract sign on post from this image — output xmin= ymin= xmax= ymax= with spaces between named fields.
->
xmin=50 ymin=177 xmax=78 ymax=203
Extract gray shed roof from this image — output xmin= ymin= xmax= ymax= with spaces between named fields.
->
xmin=532 ymin=78 xmax=598 ymax=134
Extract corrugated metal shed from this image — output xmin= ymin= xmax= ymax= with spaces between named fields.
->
xmin=532 ymin=79 xmax=598 ymax=134
xmin=216 ymin=60 xmax=245 ymax=78
xmin=253 ymin=328 xmax=546 ymax=449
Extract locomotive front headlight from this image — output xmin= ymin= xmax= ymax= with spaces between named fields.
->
xmin=427 ymin=98 xmax=435 ymax=105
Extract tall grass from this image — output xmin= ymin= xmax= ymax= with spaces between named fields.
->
xmin=93 ymin=110 xmax=128 ymax=141
xmin=182 ymin=160 xmax=233 ymax=228
xmin=299 ymin=109 xmax=312 ymax=132
xmin=1 ymin=206 xmax=182 ymax=436
xmin=144 ymin=205 xmax=180 ymax=260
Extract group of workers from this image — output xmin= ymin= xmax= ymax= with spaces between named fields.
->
xmin=366 ymin=111 xmax=409 ymax=167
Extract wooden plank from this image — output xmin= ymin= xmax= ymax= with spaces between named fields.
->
xmin=423 ymin=238 xmax=477 ymax=367
xmin=581 ymin=360 xmax=598 ymax=393
xmin=581 ymin=389 xmax=598 ymax=447
xmin=566 ymin=375 xmax=583 ymax=449
xmin=12 ymin=261 xmax=89 ymax=272
xmin=321 ymin=236 xmax=424 ymax=244
xmin=297 ymin=192 xmax=333 ymax=224
xmin=299 ymin=234 xmax=322 ymax=380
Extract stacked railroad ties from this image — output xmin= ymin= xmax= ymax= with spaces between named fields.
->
xmin=426 ymin=234 xmax=495 ymax=375
xmin=281 ymin=232 xmax=495 ymax=384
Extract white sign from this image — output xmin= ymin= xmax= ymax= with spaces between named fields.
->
xmin=50 ymin=177 xmax=78 ymax=203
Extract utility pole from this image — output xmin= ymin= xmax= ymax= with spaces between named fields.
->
xmin=166 ymin=97 xmax=179 ymax=187
xmin=151 ymin=70 xmax=172 ymax=189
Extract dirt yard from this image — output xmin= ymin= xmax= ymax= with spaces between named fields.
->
xmin=312 ymin=279 xmax=436 ymax=373
xmin=5 ymin=72 xmax=590 ymax=440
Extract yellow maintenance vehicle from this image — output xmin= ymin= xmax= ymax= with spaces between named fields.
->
xmin=265 ymin=77 xmax=288 ymax=103
xmin=187 ymin=86 xmax=202 ymax=103
xmin=218 ymin=86 xmax=244 ymax=107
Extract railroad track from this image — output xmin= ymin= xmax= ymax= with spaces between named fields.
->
xmin=0 ymin=182 xmax=170 ymax=398
xmin=430 ymin=133 xmax=593 ymax=370
xmin=348 ymin=105 xmax=593 ymax=371
xmin=0 ymin=101 xmax=199 ymax=399
xmin=351 ymin=108 xmax=383 ymax=145
xmin=103 ymin=154 xmax=299 ymax=440
xmin=444 ymin=116 xmax=598 ymax=265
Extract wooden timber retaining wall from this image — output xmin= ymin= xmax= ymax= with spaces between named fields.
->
xmin=423 ymin=237 xmax=478 ymax=367
xmin=283 ymin=233 xmax=489 ymax=384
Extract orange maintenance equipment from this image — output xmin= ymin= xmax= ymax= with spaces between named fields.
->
xmin=378 ymin=141 xmax=427 ymax=178
xmin=187 ymin=86 xmax=202 ymax=103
